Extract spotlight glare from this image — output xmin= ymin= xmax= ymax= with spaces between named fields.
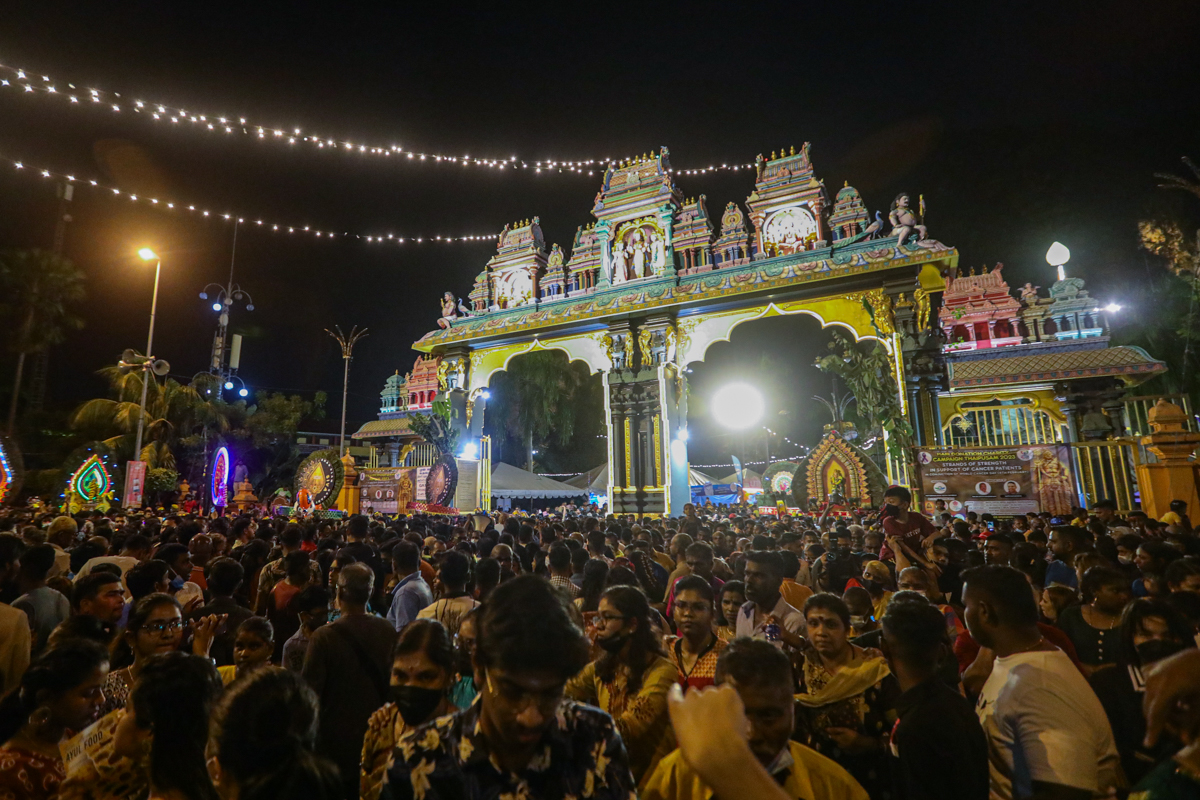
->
xmin=712 ymin=383 xmax=764 ymax=430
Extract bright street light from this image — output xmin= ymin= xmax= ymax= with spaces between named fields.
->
xmin=712 ymin=383 xmax=764 ymax=430
xmin=224 ymin=381 xmax=234 ymax=390
xmin=132 ymin=247 xmax=163 ymax=469
xmin=212 ymin=302 xmax=222 ymax=311
xmin=238 ymin=387 xmax=248 ymax=397
xmin=1045 ymin=241 xmax=1070 ymax=281
xmin=1104 ymin=303 xmax=1122 ymax=313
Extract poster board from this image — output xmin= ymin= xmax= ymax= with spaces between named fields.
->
xmin=916 ymin=444 xmax=1074 ymax=518
xmin=455 ymin=458 xmax=480 ymax=512
xmin=359 ymin=468 xmax=417 ymax=514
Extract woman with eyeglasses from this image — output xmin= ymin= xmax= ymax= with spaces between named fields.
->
xmin=99 ymin=593 xmax=222 ymax=715
xmin=564 ymin=584 xmax=678 ymax=785
xmin=0 ymin=640 xmax=110 ymax=800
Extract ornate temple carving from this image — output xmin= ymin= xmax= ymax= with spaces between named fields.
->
xmin=484 ymin=218 xmax=547 ymax=310
xmin=592 ymin=148 xmax=681 ymax=287
xmin=672 ymin=196 xmax=714 ymax=275
xmin=713 ymin=202 xmax=750 ymax=268
xmin=566 ymin=223 xmax=601 ymax=296
xmin=827 ymin=182 xmax=871 ymax=241
xmin=939 ymin=263 xmax=1024 ymax=350
xmin=541 ymin=244 xmax=567 ymax=298
xmin=746 ymin=144 xmax=827 ymax=257
xmin=790 ymin=430 xmax=887 ymax=510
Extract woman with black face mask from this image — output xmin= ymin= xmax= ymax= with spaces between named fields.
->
xmin=1088 ymin=597 xmax=1195 ymax=785
xmin=360 ymin=619 xmax=457 ymax=800
xmin=564 ymin=584 xmax=677 ymax=785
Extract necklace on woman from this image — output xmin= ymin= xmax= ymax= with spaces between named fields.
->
xmin=1086 ymin=604 xmax=1119 ymax=629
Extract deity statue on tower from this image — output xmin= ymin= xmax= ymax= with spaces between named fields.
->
xmin=437 ymin=292 xmax=472 ymax=329
xmin=889 ymin=193 xmax=928 ymax=247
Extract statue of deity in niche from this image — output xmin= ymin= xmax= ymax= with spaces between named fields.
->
xmin=611 ymin=220 xmax=665 ymax=284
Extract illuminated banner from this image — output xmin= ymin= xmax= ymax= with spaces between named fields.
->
xmin=123 ymin=461 xmax=147 ymax=509
xmin=916 ymin=444 xmax=1074 ymax=518
xmin=212 ymin=447 xmax=230 ymax=507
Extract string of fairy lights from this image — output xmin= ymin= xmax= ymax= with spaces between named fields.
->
xmin=0 ymin=62 xmax=756 ymax=177
xmin=2 ymin=152 xmax=500 ymax=245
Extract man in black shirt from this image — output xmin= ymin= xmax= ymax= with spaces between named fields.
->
xmin=881 ymin=596 xmax=989 ymax=800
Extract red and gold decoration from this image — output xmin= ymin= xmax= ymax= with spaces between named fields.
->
xmin=792 ymin=430 xmax=886 ymax=510
xmin=294 ymin=448 xmax=345 ymax=510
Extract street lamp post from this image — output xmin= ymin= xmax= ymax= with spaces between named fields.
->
xmin=1046 ymin=241 xmax=1070 ymax=282
xmin=326 ymin=325 xmax=369 ymax=457
xmin=134 ymin=248 xmax=162 ymax=461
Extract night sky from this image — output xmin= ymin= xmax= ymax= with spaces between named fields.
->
xmin=1 ymin=2 xmax=1197 ymax=470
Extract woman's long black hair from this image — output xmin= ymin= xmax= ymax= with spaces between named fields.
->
xmin=130 ymin=652 xmax=223 ymax=800
xmin=579 ymin=558 xmax=609 ymax=613
xmin=210 ymin=667 xmax=342 ymax=800
xmin=595 ymin=584 xmax=665 ymax=693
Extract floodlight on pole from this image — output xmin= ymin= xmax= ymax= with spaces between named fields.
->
xmin=712 ymin=383 xmax=764 ymax=430
xmin=132 ymin=247 xmax=163 ymax=464
xmin=1046 ymin=241 xmax=1070 ymax=282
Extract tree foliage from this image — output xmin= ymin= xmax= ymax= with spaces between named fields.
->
xmin=0 ymin=249 xmax=87 ymax=431
xmin=69 ymin=362 xmax=325 ymax=497
xmin=483 ymin=351 xmax=604 ymax=472
xmin=1122 ymin=155 xmax=1200 ymax=402
xmin=814 ymin=331 xmax=912 ymax=463
xmin=408 ymin=396 xmax=460 ymax=456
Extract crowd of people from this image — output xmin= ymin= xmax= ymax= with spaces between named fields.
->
xmin=2 ymin=488 xmax=1200 ymax=799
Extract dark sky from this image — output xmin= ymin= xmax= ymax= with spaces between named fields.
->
xmin=1 ymin=1 xmax=1197 ymax=469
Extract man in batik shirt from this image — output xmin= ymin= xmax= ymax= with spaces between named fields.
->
xmin=384 ymin=575 xmax=637 ymax=800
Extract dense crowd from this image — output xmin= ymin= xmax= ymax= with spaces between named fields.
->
xmin=2 ymin=487 xmax=1200 ymax=799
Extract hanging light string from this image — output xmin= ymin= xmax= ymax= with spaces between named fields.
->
xmin=3 ymin=152 xmax=499 ymax=245
xmin=0 ymin=62 xmax=754 ymax=177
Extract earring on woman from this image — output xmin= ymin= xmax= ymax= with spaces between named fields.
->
xmin=30 ymin=705 xmax=52 ymax=731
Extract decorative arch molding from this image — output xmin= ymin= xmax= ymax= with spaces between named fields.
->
xmin=676 ymin=294 xmax=891 ymax=368
xmin=468 ymin=332 xmax=611 ymax=392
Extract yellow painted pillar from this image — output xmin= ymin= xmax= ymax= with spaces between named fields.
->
xmin=1136 ymin=400 xmax=1200 ymax=521
xmin=337 ymin=453 xmax=361 ymax=515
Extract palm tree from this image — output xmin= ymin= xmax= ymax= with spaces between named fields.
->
xmin=70 ymin=363 xmax=228 ymax=468
xmin=0 ymin=249 xmax=87 ymax=433
xmin=1156 ymin=156 xmax=1200 ymax=201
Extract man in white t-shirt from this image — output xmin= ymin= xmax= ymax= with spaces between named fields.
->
xmin=73 ymin=532 xmax=151 ymax=583
xmin=962 ymin=565 xmax=1121 ymax=800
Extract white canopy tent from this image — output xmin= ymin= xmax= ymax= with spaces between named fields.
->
xmin=717 ymin=468 xmax=763 ymax=491
xmin=563 ymin=464 xmax=722 ymax=494
xmin=490 ymin=462 xmax=585 ymax=499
